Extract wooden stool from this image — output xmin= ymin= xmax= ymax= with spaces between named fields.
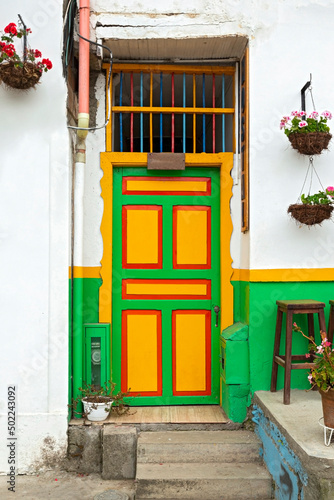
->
xmin=270 ymin=299 xmax=326 ymax=404
xmin=328 ymin=300 xmax=334 ymax=344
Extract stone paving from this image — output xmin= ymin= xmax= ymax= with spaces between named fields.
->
xmin=0 ymin=469 xmax=136 ymax=500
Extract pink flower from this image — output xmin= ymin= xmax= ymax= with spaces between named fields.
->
xmin=298 ymin=121 xmax=308 ymax=128
xmin=310 ymin=111 xmax=319 ymax=118
xmin=322 ymin=110 xmax=332 ymax=119
xmin=307 ymin=374 xmax=313 ymax=383
xmin=291 ymin=111 xmax=299 ymax=116
xmin=298 ymin=111 xmax=306 ymax=117
xmin=280 ymin=121 xmax=286 ymax=130
xmin=317 ymin=345 xmax=324 ymax=354
xmin=326 ymin=341 xmax=332 ymax=347
xmin=293 ymin=322 xmax=297 ymax=327
xmin=327 ymin=186 xmax=334 ymax=192
xmin=305 ymin=353 xmax=311 ymax=358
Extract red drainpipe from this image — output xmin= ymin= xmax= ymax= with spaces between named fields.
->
xmin=72 ymin=0 xmax=90 ymax=412
xmin=77 ymin=0 xmax=90 ymax=138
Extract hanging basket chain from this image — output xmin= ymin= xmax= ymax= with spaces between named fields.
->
xmin=297 ymin=158 xmax=312 ymax=203
xmin=307 ymin=86 xmax=317 ymax=112
xmin=296 ymin=156 xmax=326 ymax=203
xmin=313 ymin=162 xmax=326 ymax=192
xmin=308 ymin=157 xmax=314 ymax=196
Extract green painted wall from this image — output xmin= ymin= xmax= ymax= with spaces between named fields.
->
xmin=232 ymin=280 xmax=249 ymax=324
xmin=69 ymin=275 xmax=333 ymax=422
xmin=82 ymin=278 xmax=102 ymax=323
xmin=69 ymin=277 xmax=101 ymax=416
xmin=225 ymin=279 xmax=333 ymax=421
xmin=247 ymin=281 xmax=333 ymax=394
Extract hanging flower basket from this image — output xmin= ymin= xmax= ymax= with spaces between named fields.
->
xmin=281 ymin=110 xmax=332 ymax=155
xmin=288 ymin=132 xmax=332 ymax=155
xmin=0 ymin=61 xmax=41 ymax=89
xmin=0 ymin=21 xmax=52 ymax=91
xmin=288 ymin=203 xmax=333 ymax=225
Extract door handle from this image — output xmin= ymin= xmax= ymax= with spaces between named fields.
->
xmin=213 ymin=305 xmax=220 ymax=328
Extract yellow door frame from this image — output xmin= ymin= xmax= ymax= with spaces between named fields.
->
xmin=99 ymin=152 xmax=234 ymax=343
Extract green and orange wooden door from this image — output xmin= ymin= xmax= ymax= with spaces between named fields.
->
xmin=112 ymin=167 xmax=220 ymax=405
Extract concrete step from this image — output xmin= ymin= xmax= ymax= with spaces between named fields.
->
xmin=135 ymin=462 xmax=272 ymax=499
xmin=137 ymin=430 xmax=262 ymax=463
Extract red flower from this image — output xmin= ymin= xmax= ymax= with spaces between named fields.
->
xmin=4 ymin=48 xmax=14 ymax=57
xmin=42 ymin=58 xmax=52 ymax=70
xmin=3 ymin=43 xmax=15 ymax=57
xmin=0 ymin=41 xmax=5 ymax=49
xmin=34 ymin=49 xmax=42 ymax=58
xmin=4 ymin=23 xmax=17 ymax=36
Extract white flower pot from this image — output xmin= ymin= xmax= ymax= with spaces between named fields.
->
xmin=82 ymin=398 xmax=113 ymax=422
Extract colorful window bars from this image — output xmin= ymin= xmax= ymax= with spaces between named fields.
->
xmin=107 ymin=64 xmax=235 ymax=154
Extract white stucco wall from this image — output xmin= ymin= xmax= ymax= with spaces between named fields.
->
xmin=249 ymin=1 xmax=334 ymax=270
xmin=0 ymin=1 xmax=69 ymax=473
xmin=83 ymin=0 xmax=334 ymax=273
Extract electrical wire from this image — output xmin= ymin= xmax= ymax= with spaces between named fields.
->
xmin=67 ymin=33 xmax=113 ymax=131
xmin=63 ymin=0 xmax=112 ymax=131
xmin=63 ymin=0 xmax=77 ymax=78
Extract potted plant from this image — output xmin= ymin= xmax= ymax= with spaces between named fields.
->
xmin=0 ymin=22 xmax=52 ymax=90
xmin=71 ymin=380 xmax=131 ymax=422
xmin=280 ymin=110 xmax=332 ymax=155
xmin=293 ymin=323 xmax=334 ymax=428
xmin=288 ymin=186 xmax=334 ymax=226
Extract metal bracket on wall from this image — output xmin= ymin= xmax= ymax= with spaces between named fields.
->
xmin=301 ymin=74 xmax=312 ymax=117
xmin=18 ymin=15 xmax=27 ymax=62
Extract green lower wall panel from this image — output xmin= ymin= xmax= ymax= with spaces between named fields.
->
xmin=247 ymin=281 xmax=333 ymax=394
xmin=82 ymin=278 xmax=102 ymax=323
xmin=226 ymin=280 xmax=333 ymax=422
xmin=69 ymin=277 xmax=101 ymax=416
xmin=68 ymin=276 xmax=333 ymax=423
xmin=232 ymin=280 xmax=249 ymax=324
xmin=220 ymin=378 xmax=250 ymax=423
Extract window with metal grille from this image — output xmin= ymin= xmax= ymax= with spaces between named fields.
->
xmin=107 ymin=64 xmax=235 ymax=154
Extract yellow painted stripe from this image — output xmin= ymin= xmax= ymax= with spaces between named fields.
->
xmin=99 ymin=157 xmax=113 ymax=324
xmin=126 ymin=282 xmax=208 ymax=296
xmin=127 ymin=313 xmax=158 ymax=392
xmin=232 ymin=268 xmax=334 ymax=282
xmin=70 ymin=266 xmax=101 ymax=279
xmin=70 ymin=266 xmax=334 ymax=282
xmin=126 ymin=179 xmax=208 ymax=193
xmin=112 ymin=106 xmax=234 ymax=115
xmin=175 ymin=312 xmax=207 ymax=391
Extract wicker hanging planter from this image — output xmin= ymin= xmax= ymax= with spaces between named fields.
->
xmin=288 ymin=132 xmax=332 ymax=156
xmin=0 ymin=61 xmax=42 ymax=90
xmin=288 ymin=203 xmax=333 ymax=225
